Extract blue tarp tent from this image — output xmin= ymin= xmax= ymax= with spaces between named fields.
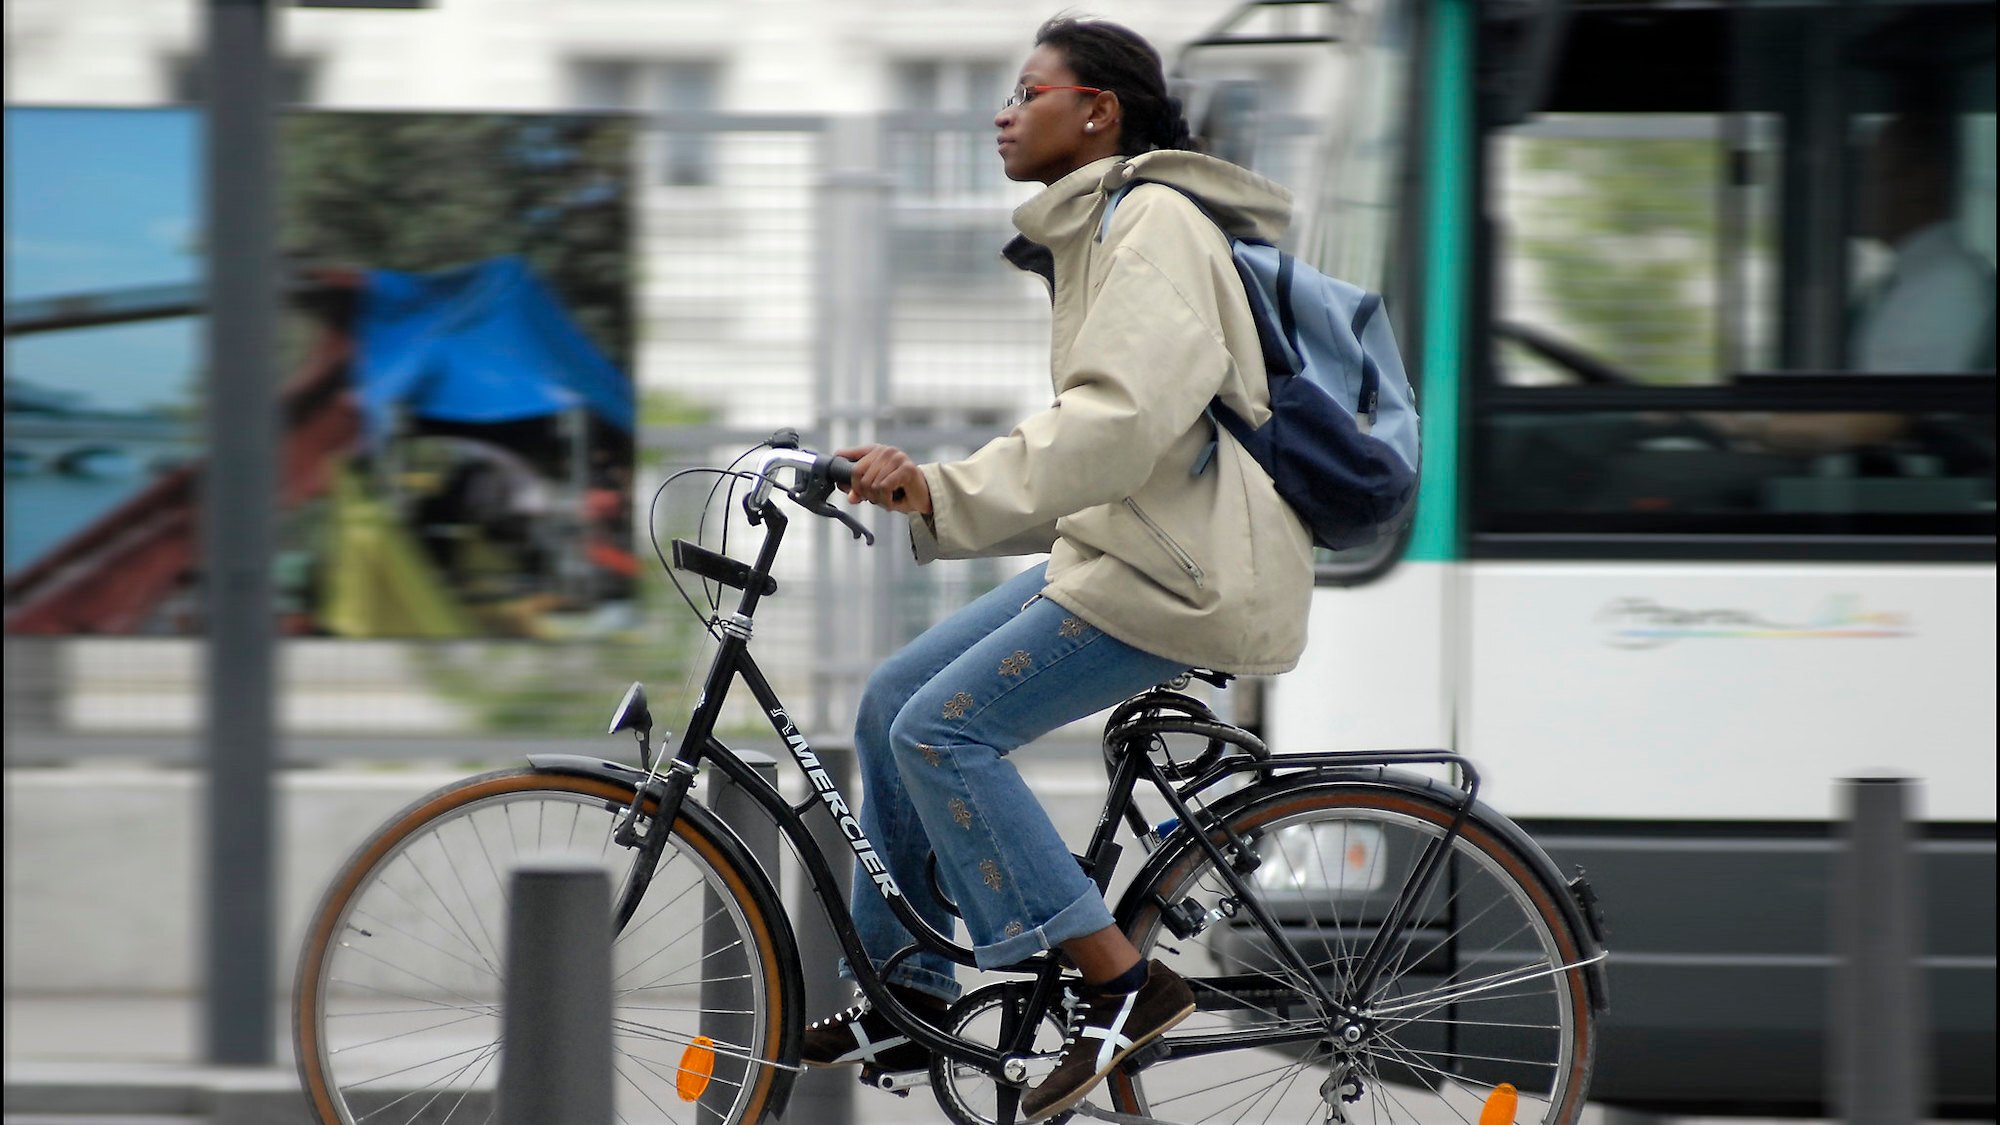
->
xmin=355 ymin=256 xmax=633 ymax=446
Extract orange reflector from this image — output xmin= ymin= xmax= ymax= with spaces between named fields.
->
xmin=676 ymin=1036 xmax=717 ymax=1102
xmin=1479 ymin=1083 xmax=1519 ymax=1125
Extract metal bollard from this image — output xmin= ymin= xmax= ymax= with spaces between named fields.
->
xmin=1832 ymin=777 xmax=1928 ymax=1125
xmin=706 ymin=751 xmax=782 ymax=1122
xmin=790 ymin=742 xmax=859 ymax=1125
xmin=499 ymin=861 xmax=614 ymax=1125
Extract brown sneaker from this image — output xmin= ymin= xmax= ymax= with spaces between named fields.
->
xmin=1021 ymin=961 xmax=1195 ymax=1122
xmin=800 ymin=986 xmax=948 ymax=1071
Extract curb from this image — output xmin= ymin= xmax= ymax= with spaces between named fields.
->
xmin=3 ymin=1064 xmax=310 ymax=1125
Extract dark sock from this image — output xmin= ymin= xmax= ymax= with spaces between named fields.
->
xmin=1089 ymin=958 xmax=1151 ymax=996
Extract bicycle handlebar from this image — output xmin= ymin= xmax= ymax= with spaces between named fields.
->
xmin=822 ymin=454 xmax=857 ymax=489
xmin=744 ymin=445 xmax=873 ymax=544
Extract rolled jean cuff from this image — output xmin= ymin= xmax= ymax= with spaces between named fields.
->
xmin=972 ymin=885 xmax=1116 ymax=970
xmin=837 ymin=957 xmax=962 ymax=1005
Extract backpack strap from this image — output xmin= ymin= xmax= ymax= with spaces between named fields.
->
xmin=1099 ymin=177 xmax=1289 ymax=477
xmin=1097 ymin=183 xmax=1135 ymax=242
xmin=1351 ymin=292 xmax=1382 ymax=418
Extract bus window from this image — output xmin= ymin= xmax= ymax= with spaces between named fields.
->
xmin=1847 ymin=112 xmax=1996 ymax=374
xmin=1473 ymin=0 xmax=1996 ymax=558
xmin=1495 ymin=112 xmax=1725 ymax=386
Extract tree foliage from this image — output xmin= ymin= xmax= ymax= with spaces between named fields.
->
xmin=281 ymin=113 xmax=636 ymax=367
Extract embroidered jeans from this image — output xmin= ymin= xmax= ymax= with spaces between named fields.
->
xmin=842 ymin=562 xmax=1187 ymax=1002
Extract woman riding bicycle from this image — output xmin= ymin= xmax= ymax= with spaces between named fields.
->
xmin=801 ymin=15 xmax=1314 ymax=1121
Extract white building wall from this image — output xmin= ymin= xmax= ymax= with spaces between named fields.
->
xmin=6 ymin=1 xmax=1230 ymax=112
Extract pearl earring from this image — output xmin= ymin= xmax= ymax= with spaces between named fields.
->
xmin=1085 ymin=123 xmax=1094 ymax=132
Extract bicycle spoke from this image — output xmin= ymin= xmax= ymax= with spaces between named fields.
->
xmin=325 ymin=976 xmax=500 ymax=1021
xmin=332 ymin=943 xmax=498 ymax=1016
xmin=613 ymin=1057 xmax=687 ymax=1125
xmin=613 ymin=871 xmax=702 ymax=952
xmin=408 ymin=1044 xmax=500 ymax=1125
xmin=368 ymin=866 xmax=503 ymax=980
xmin=1376 ymin=900 xmax=1544 ymax=1016
xmin=402 ymin=840 xmax=504 ymax=979
xmin=307 ymin=778 xmax=781 ymax=1125
xmin=1369 ymin=1022 xmax=1562 ymax=1117
xmin=1121 ymin=790 xmax=1589 ymax=1125
xmin=1366 ymin=957 xmax=1588 ymax=1019
xmin=618 ymin=907 xmax=741 ymax=992
xmin=1363 ymin=1049 xmax=1480 ymax=1125
xmin=327 ymin=1006 xmax=491 ymax=1055
xmin=620 ymin=1044 xmax=753 ymax=1096
xmin=344 ymin=1035 xmax=501 ymax=1094
xmin=432 ymin=817 xmax=509 ymax=977
xmin=348 ymin=904 xmax=502 ymax=985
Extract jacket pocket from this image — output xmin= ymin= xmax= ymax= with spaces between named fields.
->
xmin=1123 ymin=499 xmax=1206 ymax=590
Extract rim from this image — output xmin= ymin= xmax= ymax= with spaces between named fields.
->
xmin=1120 ymin=794 xmax=1588 ymax=1125
xmin=303 ymin=782 xmax=775 ymax=1125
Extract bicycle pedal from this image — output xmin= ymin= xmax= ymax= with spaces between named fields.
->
xmin=1124 ymin=1038 xmax=1172 ymax=1070
xmin=858 ymin=1066 xmax=930 ymax=1095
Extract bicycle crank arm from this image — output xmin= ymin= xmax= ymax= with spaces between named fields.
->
xmin=1070 ymin=1103 xmax=1181 ymax=1125
xmin=859 ymin=1066 xmax=930 ymax=1096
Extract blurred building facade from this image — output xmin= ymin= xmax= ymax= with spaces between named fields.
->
xmin=3 ymin=0 xmax=1330 ymax=743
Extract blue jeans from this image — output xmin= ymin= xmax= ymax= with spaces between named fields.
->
xmin=842 ymin=563 xmax=1187 ymax=1002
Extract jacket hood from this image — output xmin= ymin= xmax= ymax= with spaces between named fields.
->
xmin=1012 ymin=151 xmax=1293 ymax=249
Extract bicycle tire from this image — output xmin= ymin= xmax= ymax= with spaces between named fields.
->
xmin=293 ymin=767 xmax=799 ymax=1125
xmin=1112 ymin=777 xmax=1597 ymax=1125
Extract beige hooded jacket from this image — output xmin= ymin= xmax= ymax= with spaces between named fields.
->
xmin=909 ymin=150 xmax=1314 ymax=674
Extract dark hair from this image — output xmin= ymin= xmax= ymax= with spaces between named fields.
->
xmin=1034 ymin=16 xmax=1194 ymax=155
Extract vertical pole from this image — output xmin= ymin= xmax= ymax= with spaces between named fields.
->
xmin=203 ymin=0 xmax=280 ymax=1066
xmin=705 ymin=753 xmax=780 ymax=1120
xmin=791 ymin=742 xmax=858 ymax=1125
xmin=811 ymin=117 xmax=892 ymax=736
xmin=1832 ymin=777 xmax=1927 ymax=1125
xmin=498 ymin=863 xmax=614 ymax=1125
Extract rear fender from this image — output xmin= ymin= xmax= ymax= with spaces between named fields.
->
xmin=1117 ymin=765 xmax=1611 ymax=1012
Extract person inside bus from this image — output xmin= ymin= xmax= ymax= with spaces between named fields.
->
xmin=795 ymin=16 xmax=1315 ymax=1122
xmin=1849 ymin=112 xmax=1994 ymax=373
xmin=1713 ymin=112 xmax=1992 ymax=459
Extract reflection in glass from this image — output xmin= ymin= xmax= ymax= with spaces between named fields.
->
xmin=1477 ymin=409 xmax=1995 ymax=529
xmin=1497 ymin=114 xmax=1722 ymax=386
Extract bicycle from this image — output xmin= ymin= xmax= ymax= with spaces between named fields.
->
xmin=293 ymin=434 xmax=1611 ymax=1125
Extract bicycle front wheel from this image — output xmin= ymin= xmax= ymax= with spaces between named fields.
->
xmin=1114 ymin=779 xmax=1597 ymax=1125
xmin=294 ymin=767 xmax=797 ymax=1125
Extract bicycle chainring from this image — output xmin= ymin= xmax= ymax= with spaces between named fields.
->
xmin=929 ymin=982 xmax=1075 ymax=1125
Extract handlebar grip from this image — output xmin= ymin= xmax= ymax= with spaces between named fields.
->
xmin=820 ymin=455 xmax=857 ymax=489
xmin=816 ymin=453 xmax=903 ymax=502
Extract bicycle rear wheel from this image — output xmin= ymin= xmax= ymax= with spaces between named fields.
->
xmin=294 ymin=767 xmax=797 ymax=1125
xmin=1114 ymin=779 xmax=1596 ymax=1125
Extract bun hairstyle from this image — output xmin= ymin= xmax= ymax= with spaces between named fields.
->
xmin=1034 ymin=16 xmax=1196 ymax=155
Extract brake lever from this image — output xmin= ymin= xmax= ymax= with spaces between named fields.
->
xmin=811 ymin=499 xmax=876 ymax=545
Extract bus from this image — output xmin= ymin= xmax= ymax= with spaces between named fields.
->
xmin=1183 ymin=0 xmax=1995 ymax=1112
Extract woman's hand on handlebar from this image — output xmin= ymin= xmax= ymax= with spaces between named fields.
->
xmin=834 ymin=444 xmax=932 ymax=516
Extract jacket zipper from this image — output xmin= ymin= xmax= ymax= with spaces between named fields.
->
xmin=1123 ymin=499 xmax=1206 ymax=589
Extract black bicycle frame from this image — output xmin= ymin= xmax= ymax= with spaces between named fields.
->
xmin=636 ymin=501 xmax=1040 ymax=1077
xmin=624 ymin=489 xmax=1491 ymax=1080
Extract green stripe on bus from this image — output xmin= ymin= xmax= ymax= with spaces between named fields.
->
xmin=1408 ymin=0 xmax=1471 ymax=563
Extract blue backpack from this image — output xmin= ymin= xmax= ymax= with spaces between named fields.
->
xmin=1103 ymin=182 xmax=1421 ymax=551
